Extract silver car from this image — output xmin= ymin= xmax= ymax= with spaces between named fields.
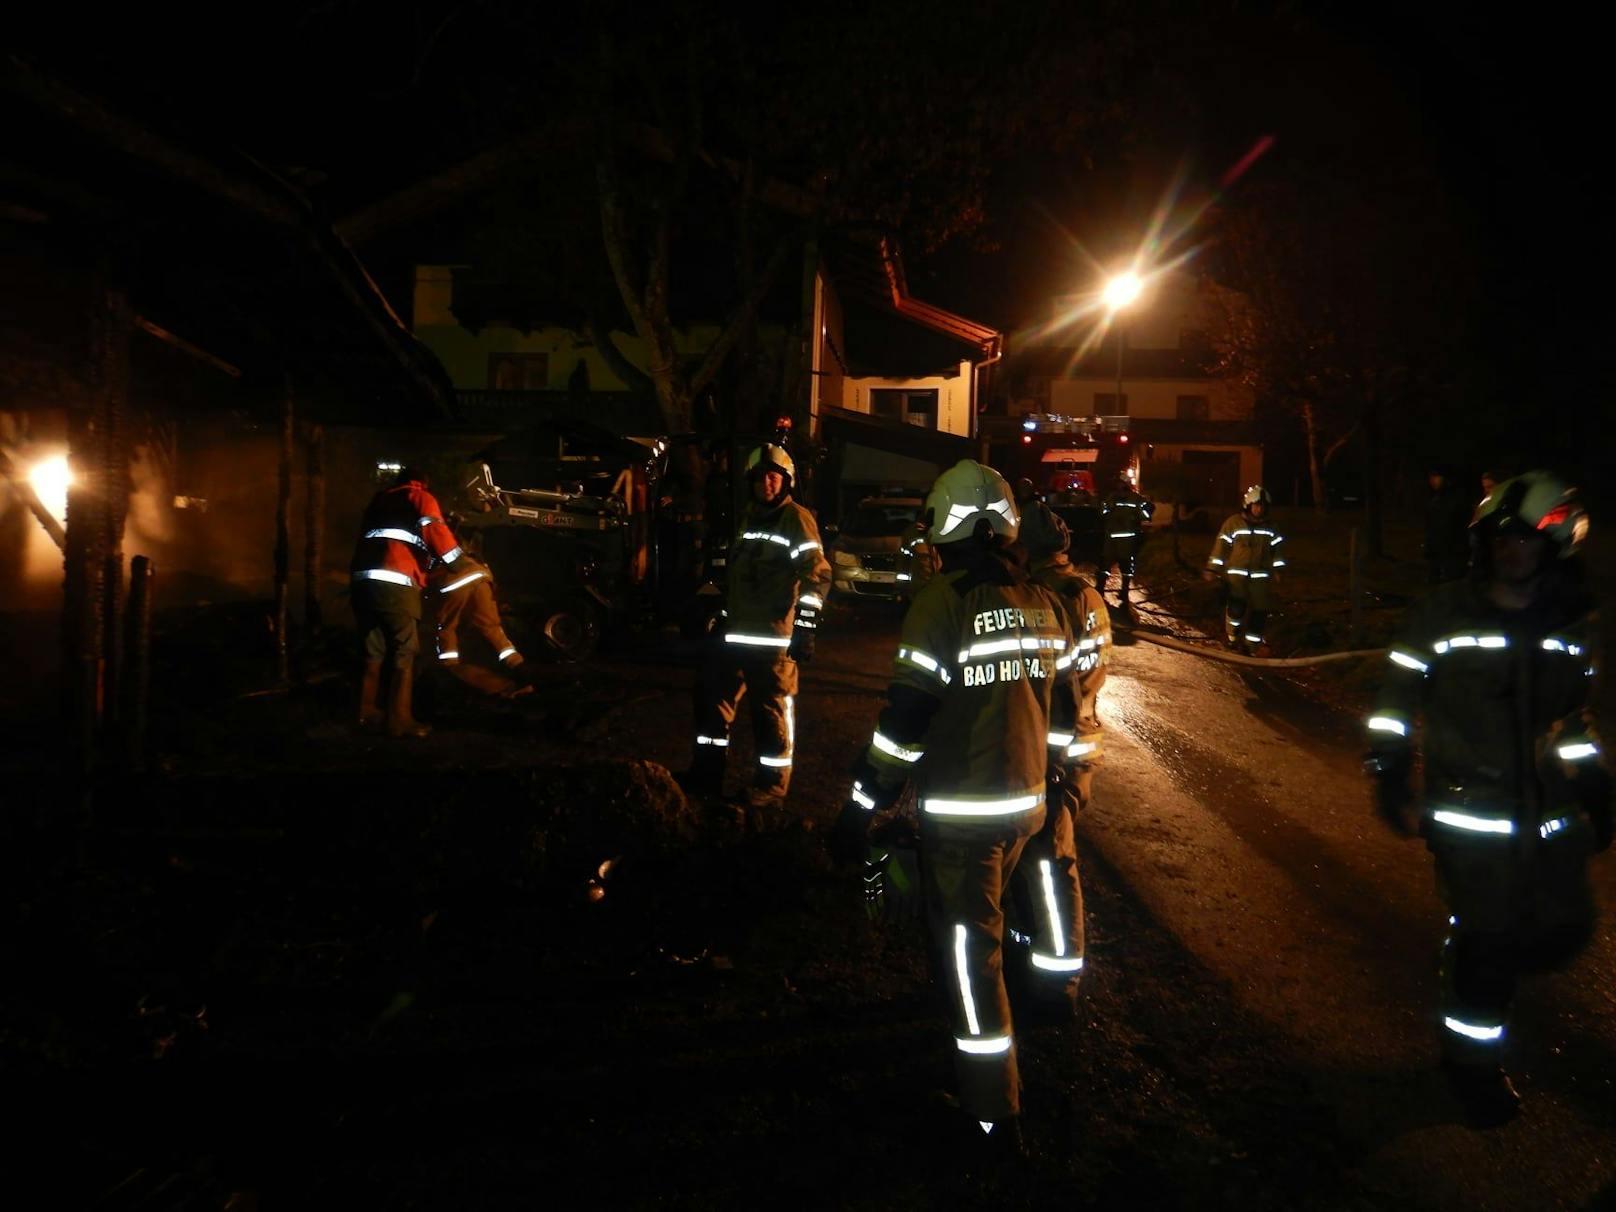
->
xmin=830 ymin=496 xmax=933 ymax=602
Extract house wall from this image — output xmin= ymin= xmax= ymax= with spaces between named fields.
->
xmin=838 ymin=362 xmax=974 ymax=437
xmin=1045 ymin=376 xmax=1251 ymax=421
xmin=414 ymin=264 xmax=735 ymax=395
xmin=810 ymin=270 xmax=847 ymax=429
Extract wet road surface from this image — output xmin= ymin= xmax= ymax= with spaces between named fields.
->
xmin=545 ymin=598 xmax=1616 ymax=1207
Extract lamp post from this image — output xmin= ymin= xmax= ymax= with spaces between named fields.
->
xmin=1101 ymin=271 xmax=1142 ymax=417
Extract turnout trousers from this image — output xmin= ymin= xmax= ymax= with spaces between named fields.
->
xmin=922 ymin=808 xmax=1054 ymax=1124
xmin=693 ymin=642 xmax=800 ymax=796
xmin=434 ymin=578 xmax=519 ymax=667
xmin=1433 ymin=824 xmax=1597 ymax=1065
xmin=1222 ymin=577 xmax=1273 ymax=648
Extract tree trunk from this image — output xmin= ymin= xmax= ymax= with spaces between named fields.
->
xmin=1301 ymin=401 xmax=1327 ymax=512
xmin=1361 ymin=393 xmax=1384 ymax=558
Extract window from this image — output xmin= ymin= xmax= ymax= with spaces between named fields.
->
xmin=869 ymin=388 xmax=938 ymax=428
xmin=1094 ymin=392 xmax=1129 ymax=414
xmin=1176 ymin=394 xmax=1210 ymax=421
xmin=487 ymin=353 xmax=549 ymax=391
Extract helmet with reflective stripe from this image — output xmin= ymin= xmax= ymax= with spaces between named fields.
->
xmin=745 ymin=443 xmax=795 ymax=488
xmin=924 ymin=460 xmax=1020 ymax=545
xmin=1472 ymin=470 xmax=1588 ymax=558
xmin=1241 ymin=484 xmax=1272 ymax=511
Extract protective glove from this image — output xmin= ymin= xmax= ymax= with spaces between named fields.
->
xmin=830 ymin=756 xmax=900 ymax=866
xmin=863 ymin=820 xmax=921 ymax=924
xmin=1364 ymin=749 xmax=1419 ymax=838
xmin=789 ymin=628 xmax=816 ymax=664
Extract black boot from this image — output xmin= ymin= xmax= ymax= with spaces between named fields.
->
xmin=1443 ymin=1060 xmax=1521 ymax=1128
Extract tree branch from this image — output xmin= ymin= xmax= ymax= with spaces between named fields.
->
xmin=690 ymin=224 xmax=807 ymax=397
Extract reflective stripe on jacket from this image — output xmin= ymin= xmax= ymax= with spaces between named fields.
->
xmin=350 ymin=480 xmax=462 ymax=589
xmin=1208 ymin=512 xmax=1285 ymax=577
xmin=723 ymin=496 xmax=832 ymax=643
xmin=867 ymin=567 xmax=1074 ymax=820
xmin=1369 ymin=578 xmax=1604 ymax=834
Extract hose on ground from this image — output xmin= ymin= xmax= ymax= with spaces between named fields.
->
xmin=1120 ymin=624 xmax=1386 ymax=668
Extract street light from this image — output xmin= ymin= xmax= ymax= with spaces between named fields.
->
xmin=1102 ymin=271 xmax=1142 ymax=418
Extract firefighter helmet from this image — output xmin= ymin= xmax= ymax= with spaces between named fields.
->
xmin=925 ymin=460 xmax=1020 ymax=545
xmin=1472 ymin=470 xmax=1588 ymax=558
xmin=1241 ymin=484 xmax=1271 ymax=510
xmin=744 ymin=443 xmax=795 ymax=487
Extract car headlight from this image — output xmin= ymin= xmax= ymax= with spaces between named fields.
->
xmin=833 ymin=550 xmax=860 ymax=568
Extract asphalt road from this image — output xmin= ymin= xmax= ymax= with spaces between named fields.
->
xmin=39 ymin=595 xmax=1616 ymax=1208
xmin=548 ymin=597 xmax=1616 ymax=1208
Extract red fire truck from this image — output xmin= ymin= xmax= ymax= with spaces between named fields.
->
xmin=983 ymin=413 xmax=1143 ymax=564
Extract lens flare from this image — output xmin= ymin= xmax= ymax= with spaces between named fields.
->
xmin=28 ymin=454 xmax=71 ymax=521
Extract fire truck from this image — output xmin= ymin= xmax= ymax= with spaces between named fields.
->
xmin=984 ymin=413 xmax=1142 ymax=565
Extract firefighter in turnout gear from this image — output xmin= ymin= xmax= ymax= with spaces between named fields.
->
xmin=1366 ymin=471 xmax=1610 ymax=1127
xmin=1207 ymin=485 xmax=1286 ymax=653
xmin=350 ymin=467 xmax=465 ymax=737
xmin=1100 ymin=473 xmax=1153 ymax=612
xmin=830 ymin=461 xmax=1083 ymax=1153
xmin=1019 ymin=500 xmax=1112 ymax=823
xmin=680 ymin=444 xmax=831 ymax=812
xmin=429 ymin=547 xmax=528 ymax=698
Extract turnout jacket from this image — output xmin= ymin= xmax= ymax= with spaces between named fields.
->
xmin=724 ymin=495 xmax=832 ymax=645
xmin=1029 ymin=559 xmax=1111 ymax=766
xmin=351 ymin=479 xmax=462 ymax=589
xmin=1369 ymin=577 xmax=1606 ymax=838
xmin=865 ymin=559 xmax=1078 ymax=826
xmin=1102 ymin=487 xmax=1154 ymax=539
xmin=1208 ymin=512 xmax=1286 ymax=582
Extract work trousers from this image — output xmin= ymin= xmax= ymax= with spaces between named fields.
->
xmin=694 ymin=642 xmax=799 ymax=795
xmin=1101 ymin=535 xmax=1141 ymax=582
xmin=1433 ymin=824 xmax=1596 ymax=1065
xmin=1014 ymin=787 xmax=1086 ymax=1006
xmin=922 ymin=809 xmax=1047 ymax=1124
xmin=352 ymin=579 xmax=421 ymax=670
xmin=1223 ymin=578 xmax=1272 ymax=648
xmin=434 ymin=578 xmax=517 ymax=666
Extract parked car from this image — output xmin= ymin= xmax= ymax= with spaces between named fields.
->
xmin=830 ymin=495 xmax=932 ymax=602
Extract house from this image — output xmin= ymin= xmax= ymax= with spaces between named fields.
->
xmin=990 ymin=268 xmax=1261 ymax=509
xmin=0 ymin=56 xmax=453 ymax=768
xmin=410 ymin=233 xmax=1001 ymax=521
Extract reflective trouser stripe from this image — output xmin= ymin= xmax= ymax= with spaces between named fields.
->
xmin=1443 ymin=1016 xmax=1504 ymax=1042
xmin=953 ymin=924 xmax=983 ymax=1036
xmin=1039 ymin=861 xmax=1063 ymax=957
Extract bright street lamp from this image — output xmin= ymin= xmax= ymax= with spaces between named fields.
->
xmin=1102 ymin=272 xmax=1142 ymax=312
xmin=1101 ymin=271 xmax=1142 ymax=417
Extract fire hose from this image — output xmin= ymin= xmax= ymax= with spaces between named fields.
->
xmin=1118 ymin=622 xmax=1386 ymax=668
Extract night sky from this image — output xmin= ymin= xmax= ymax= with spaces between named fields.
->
xmin=9 ymin=4 xmax=1609 ymax=475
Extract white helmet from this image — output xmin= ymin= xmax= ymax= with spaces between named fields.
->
xmin=1241 ymin=484 xmax=1272 ymax=513
xmin=744 ymin=443 xmax=795 ymax=487
xmin=924 ymin=460 xmax=1020 ymax=545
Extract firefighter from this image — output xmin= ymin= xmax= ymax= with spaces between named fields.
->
xmin=678 ymin=444 xmax=831 ymax=813
xmin=830 ymin=460 xmax=1082 ymax=1155
xmin=1366 ymin=471 xmax=1609 ymax=1126
xmin=350 ymin=466 xmax=465 ymax=738
xmin=1205 ymin=484 xmax=1286 ymax=654
xmin=1019 ymin=500 xmax=1112 ymax=824
xmin=429 ymin=543 xmax=529 ymax=698
xmin=1100 ymin=472 xmax=1153 ymax=612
